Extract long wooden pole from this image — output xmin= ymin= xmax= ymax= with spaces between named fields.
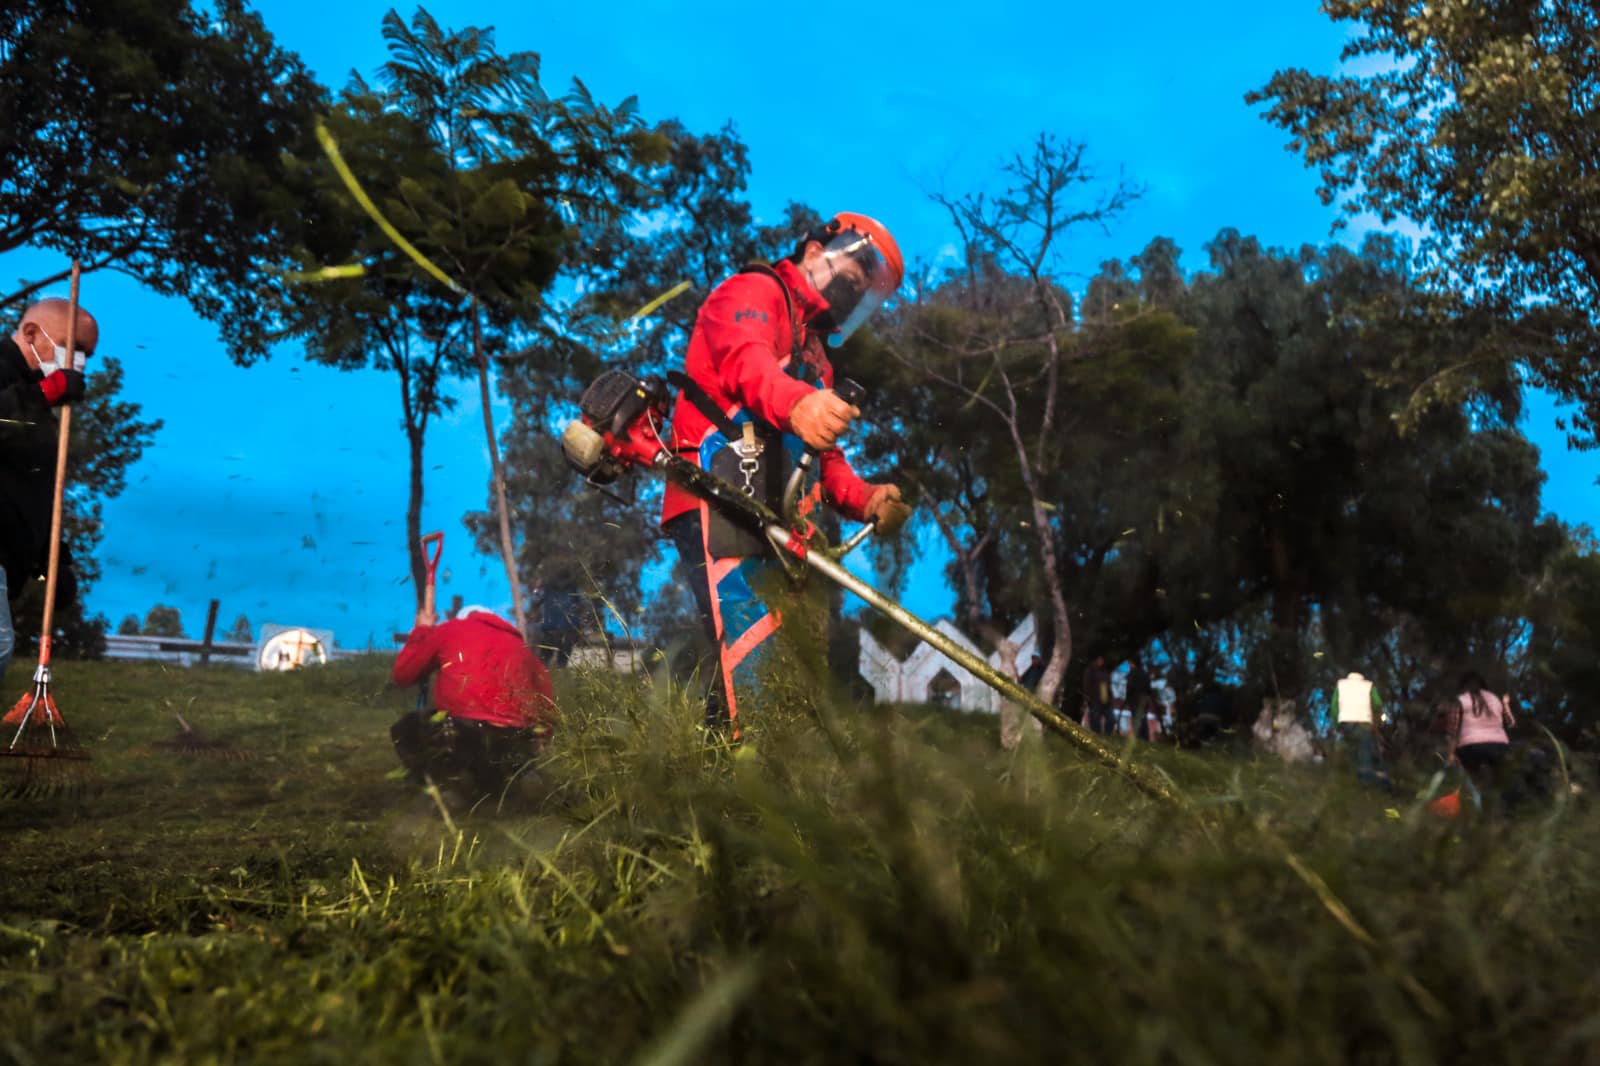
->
xmin=472 ymin=297 xmax=529 ymax=637
xmin=36 ymin=261 xmax=80 ymax=669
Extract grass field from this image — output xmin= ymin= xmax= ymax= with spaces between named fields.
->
xmin=0 ymin=656 xmax=1596 ymax=1065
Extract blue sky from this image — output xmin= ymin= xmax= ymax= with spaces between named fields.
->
xmin=23 ymin=0 xmax=1600 ymax=647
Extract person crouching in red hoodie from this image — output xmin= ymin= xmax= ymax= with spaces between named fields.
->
xmin=391 ymin=604 xmax=556 ymax=807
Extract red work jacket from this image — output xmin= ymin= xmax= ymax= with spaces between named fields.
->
xmin=659 ymin=258 xmax=874 ymax=526
xmin=392 ymin=613 xmax=555 ymax=731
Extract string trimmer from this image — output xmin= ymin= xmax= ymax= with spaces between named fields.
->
xmin=1 ymin=261 xmax=98 ymax=799
xmin=560 ymin=370 xmax=1175 ymax=804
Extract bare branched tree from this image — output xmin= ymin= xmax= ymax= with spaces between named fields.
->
xmin=886 ymin=134 xmax=1142 ymax=705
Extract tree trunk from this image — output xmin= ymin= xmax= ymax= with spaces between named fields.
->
xmin=472 ymin=298 xmax=530 ymax=638
xmin=405 ymin=422 xmax=426 ymax=612
xmin=1031 ymin=495 xmax=1074 ymax=709
xmin=1265 ymin=513 xmax=1302 ymax=695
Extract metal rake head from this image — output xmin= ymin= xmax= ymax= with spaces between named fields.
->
xmin=0 ymin=743 xmax=99 ymax=800
xmin=152 ymin=714 xmax=253 ymax=762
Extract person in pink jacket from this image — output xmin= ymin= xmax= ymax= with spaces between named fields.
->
xmin=1447 ymin=669 xmax=1515 ymax=803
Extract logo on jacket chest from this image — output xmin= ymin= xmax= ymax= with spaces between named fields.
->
xmin=732 ymin=308 xmax=769 ymax=324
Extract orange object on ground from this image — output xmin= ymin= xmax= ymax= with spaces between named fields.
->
xmin=1426 ymin=790 xmax=1462 ymax=818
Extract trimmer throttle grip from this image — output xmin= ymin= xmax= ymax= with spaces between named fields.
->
xmin=835 ymin=377 xmax=866 ymax=408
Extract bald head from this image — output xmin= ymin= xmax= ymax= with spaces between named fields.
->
xmin=12 ymin=298 xmax=98 ymax=371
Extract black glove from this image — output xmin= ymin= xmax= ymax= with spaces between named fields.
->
xmin=39 ymin=369 xmax=86 ymax=407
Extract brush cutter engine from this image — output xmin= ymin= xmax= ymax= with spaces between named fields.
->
xmin=561 ymin=369 xmax=672 ymax=484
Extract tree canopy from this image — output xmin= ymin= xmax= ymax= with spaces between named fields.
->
xmin=270 ymin=7 xmax=661 ymax=623
xmin=0 ymin=0 xmax=323 ymax=358
xmin=1248 ymin=1 xmax=1600 ymax=443
xmin=864 ymin=205 xmax=1577 ymax=725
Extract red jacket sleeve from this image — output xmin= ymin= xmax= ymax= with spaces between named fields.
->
xmin=699 ymin=277 xmax=814 ymax=430
xmin=810 ymin=352 xmax=875 ymax=521
xmin=392 ymin=625 xmax=442 ymax=687
xmin=819 ymin=448 xmax=875 ymax=522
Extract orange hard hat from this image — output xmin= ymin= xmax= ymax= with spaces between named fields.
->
xmin=824 ymin=212 xmax=904 ymax=291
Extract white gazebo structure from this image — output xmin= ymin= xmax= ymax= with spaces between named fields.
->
xmin=858 ymin=614 xmax=1038 ymax=714
xmin=255 ymin=624 xmax=336 ymax=671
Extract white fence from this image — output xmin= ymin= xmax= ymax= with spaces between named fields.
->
xmin=102 ymin=634 xmax=257 ymax=668
xmin=102 ymin=633 xmax=362 ymax=669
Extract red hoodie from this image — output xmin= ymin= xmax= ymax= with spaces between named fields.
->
xmin=659 ymin=258 xmax=875 ymax=527
xmin=392 ymin=613 xmax=555 ymax=731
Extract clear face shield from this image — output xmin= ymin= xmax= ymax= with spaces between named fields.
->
xmin=813 ymin=230 xmax=897 ymax=347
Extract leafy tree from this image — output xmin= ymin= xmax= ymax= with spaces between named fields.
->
xmin=0 ymin=0 xmax=324 ymax=358
xmin=116 ymin=615 xmax=140 ymax=636
xmin=225 ymin=614 xmax=254 ymax=644
xmin=869 ymin=220 xmax=1581 ymax=726
xmin=483 ymin=121 xmax=816 ymax=656
xmin=1248 ymin=2 xmax=1600 ymax=442
xmin=275 ymin=7 xmax=658 ymax=629
xmin=1520 ymin=533 xmax=1600 ymax=744
xmin=1068 ymin=230 xmax=1565 ymax=709
xmin=141 ymin=604 xmax=184 ymax=638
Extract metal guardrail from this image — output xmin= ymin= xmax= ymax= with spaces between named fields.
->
xmin=103 ymin=635 xmax=255 ymax=667
xmin=101 ymin=634 xmax=361 ymax=669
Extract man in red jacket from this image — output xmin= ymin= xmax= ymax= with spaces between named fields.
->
xmin=390 ymin=603 xmax=555 ymax=806
xmin=662 ymin=212 xmax=913 ymax=738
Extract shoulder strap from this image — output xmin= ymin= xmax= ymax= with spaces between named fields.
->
xmin=666 ymin=370 xmax=741 ymax=442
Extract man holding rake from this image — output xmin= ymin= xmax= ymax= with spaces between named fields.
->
xmin=0 ymin=297 xmax=95 ymax=689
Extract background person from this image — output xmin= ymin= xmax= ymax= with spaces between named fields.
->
xmin=1335 ymin=670 xmax=1391 ymax=789
xmin=391 ymin=603 xmax=556 ymax=808
xmin=1447 ymin=670 xmax=1516 ymax=810
xmin=1000 ymin=653 xmax=1046 ymax=751
xmin=0 ymin=297 xmax=95 ymax=689
xmin=1082 ymin=655 xmax=1113 ymax=735
xmin=1126 ymin=656 xmax=1153 ymax=740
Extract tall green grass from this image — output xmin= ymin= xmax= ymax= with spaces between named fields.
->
xmin=0 ymin=656 xmax=1595 ymax=1064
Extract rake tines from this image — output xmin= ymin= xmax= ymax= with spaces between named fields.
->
xmin=0 ymin=669 xmax=99 ymax=799
xmin=0 ymin=746 xmax=96 ymax=800
xmin=153 ymin=713 xmax=252 ymax=761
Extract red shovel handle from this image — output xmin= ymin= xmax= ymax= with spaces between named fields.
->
xmin=421 ymin=532 xmax=444 ymax=582
xmin=419 ymin=532 xmax=444 ymax=622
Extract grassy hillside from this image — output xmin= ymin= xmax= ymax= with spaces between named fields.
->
xmin=0 ymin=657 xmax=1595 ymax=1065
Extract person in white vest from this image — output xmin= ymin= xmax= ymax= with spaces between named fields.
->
xmin=1335 ymin=670 xmax=1391 ymax=788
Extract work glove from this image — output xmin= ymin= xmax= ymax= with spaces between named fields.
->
xmin=864 ymin=484 xmax=912 ymax=537
xmin=38 ymin=369 xmax=85 ymax=407
xmin=787 ymin=388 xmax=859 ymax=452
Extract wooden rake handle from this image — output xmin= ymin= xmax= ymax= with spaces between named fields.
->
xmin=37 ymin=261 xmax=80 ymax=669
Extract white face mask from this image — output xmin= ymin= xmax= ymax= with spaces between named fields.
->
xmin=29 ymin=325 xmax=70 ymax=375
